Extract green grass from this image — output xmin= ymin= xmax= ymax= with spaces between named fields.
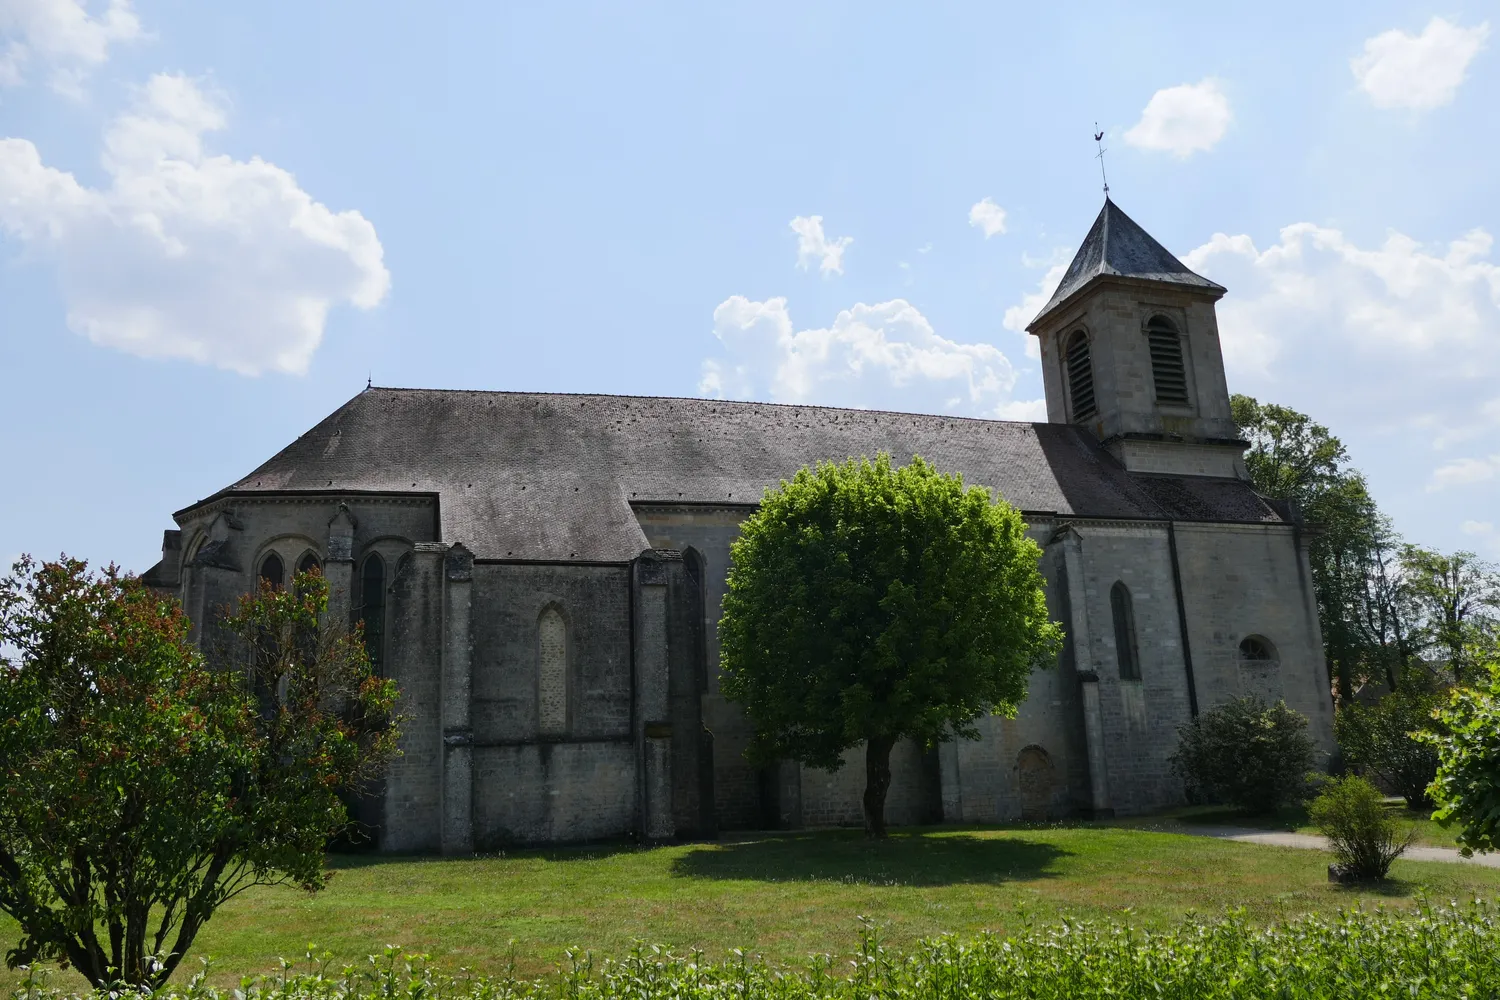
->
xmin=4 ymin=825 xmax=1499 ymax=990
xmin=1125 ymin=800 xmax=1460 ymax=847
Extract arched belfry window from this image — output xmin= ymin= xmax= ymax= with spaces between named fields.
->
xmin=1146 ymin=315 xmax=1189 ymax=407
xmin=358 ymin=554 xmax=386 ymax=669
xmin=1064 ymin=330 xmax=1096 ymax=422
xmin=258 ymin=553 xmax=284 ymax=591
xmin=1110 ymin=582 xmax=1141 ymax=681
xmin=538 ymin=606 xmax=568 ymax=736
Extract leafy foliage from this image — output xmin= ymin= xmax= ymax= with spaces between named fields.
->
xmin=1421 ymin=657 xmax=1500 ymax=855
xmin=0 ymin=557 xmax=399 ymax=989
xmin=12 ymin=901 xmax=1500 ymax=1000
xmin=1169 ymin=697 xmax=1315 ymax=814
xmin=1308 ymin=775 xmax=1413 ymax=880
xmin=718 ymin=454 xmax=1062 ymax=837
xmin=1333 ymin=690 xmax=1444 ymax=809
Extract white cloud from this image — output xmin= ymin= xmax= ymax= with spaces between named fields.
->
xmin=0 ymin=0 xmax=141 ymax=96
xmin=0 ymin=73 xmax=389 ymax=376
xmin=700 ymin=295 xmax=1041 ymax=420
xmin=1429 ymin=456 xmax=1500 ymax=492
xmin=1351 ymin=18 xmax=1490 ymax=111
xmin=968 ymin=197 xmax=1008 ymax=238
xmin=1123 ymin=79 xmax=1231 ymax=158
xmin=1183 ymin=221 xmax=1500 ymax=507
xmin=1001 ymin=255 xmax=1071 ymax=361
xmin=790 ymin=215 xmax=852 ymax=276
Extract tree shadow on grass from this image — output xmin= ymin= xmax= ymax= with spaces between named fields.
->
xmin=670 ymin=830 xmax=1071 ymax=887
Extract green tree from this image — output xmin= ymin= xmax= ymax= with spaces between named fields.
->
xmin=1421 ymin=656 xmax=1500 ymax=855
xmin=1398 ymin=546 xmax=1500 ymax=686
xmin=718 ymin=454 xmax=1062 ymax=838
xmin=1334 ymin=689 xmax=1444 ymax=809
xmin=1231 ymin=394 xmax=1411 ymax=701
xmin=0 ymin=557 xmax=399 ymax=988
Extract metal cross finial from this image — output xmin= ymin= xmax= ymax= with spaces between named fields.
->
xmin=1094 ymin=123 xmax=1109 ymax=197
xmin=366 ymin=372 xmax=372 ymax=390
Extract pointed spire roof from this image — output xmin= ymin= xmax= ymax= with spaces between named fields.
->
xmin=1028 ymin=198 xmax=1224 ymax=329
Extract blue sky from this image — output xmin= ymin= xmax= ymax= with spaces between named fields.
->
xmin=1 ymin=1 xmax=1497 ymax=573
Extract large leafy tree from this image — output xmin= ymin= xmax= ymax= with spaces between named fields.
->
xmin=0 ymin=557 xmax=399 ymax=988
xmin=719 ymin=454 xmax=1062 ymax=838
xmin=1422 ymin=655 xmax=1500 ymax=855
xmin=1398 ymin=546 xmax=1500 ymax=686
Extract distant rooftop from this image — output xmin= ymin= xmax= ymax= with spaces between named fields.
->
xmin=1028 ymin=198 xmax=1224 ymax=329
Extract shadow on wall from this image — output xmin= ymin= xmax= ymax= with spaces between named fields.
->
xmin=669 ymin=830 xmax=1071 ymax=886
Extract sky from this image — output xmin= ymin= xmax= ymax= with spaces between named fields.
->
xmin=1 ymin=1 xmax=1497 ymax=574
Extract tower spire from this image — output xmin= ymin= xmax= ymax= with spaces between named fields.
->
xmin=1093 ymin=124 xmax=1109 ymax=197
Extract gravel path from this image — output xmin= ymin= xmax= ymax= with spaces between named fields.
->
xmin=1177 ymin=825 xmax=1500 ymax=868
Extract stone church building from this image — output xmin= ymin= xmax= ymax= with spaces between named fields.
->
xmin=144 ymin=199 xmax=1335 ymax=852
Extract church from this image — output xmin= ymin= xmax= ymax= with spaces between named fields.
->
xmin=143 ymin=199 xmax=1336 ymax=852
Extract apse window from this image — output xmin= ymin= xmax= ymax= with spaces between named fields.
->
xmin=1065 ymin=330 xmax=1097 ymax=422
xmin=1239 ymin=635 xmax=1277 ymax=664
xmin=538 ymin=606 xmax=568 ymax=737
xmin=1145 ymin=315 xmax=1190 ymax=407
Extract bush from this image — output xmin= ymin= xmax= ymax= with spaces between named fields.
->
xmin=11 ymin=901 xmax=1500 ymax=1000
xmin=1169 ymin=697 xmax=1315 ymax=813
xmin=1334 ymin=691 xmax=1443 ymax=809
xmin=1421 ymin=658 xmax=1500 ymax=855
xmin=1308 ymin=775 xmax=1414 ymax=880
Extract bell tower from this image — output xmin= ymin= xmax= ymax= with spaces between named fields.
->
xmin=1026 ymin=198 xmax=1247 ymax=480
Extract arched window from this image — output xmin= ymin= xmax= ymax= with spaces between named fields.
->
xmin=538 ymin=606 xmax=568 ymax=736
xmin=1239 ymin=635 xmax=1277 ymax=663
xmin=297 ymin=552 xmax=321 ymax=577
xmin=358 ymin=554 xmax=386 ymax=668
xmin=1064 ymin=330 xmax=1096 ymax=422
xmin=1110 ymin=582 xmax=1141 ymax=681
xmin=258 ymin=553 xmax=284 ymax=591
xmin=1146 ymin=315 xmax=1189 ymax=406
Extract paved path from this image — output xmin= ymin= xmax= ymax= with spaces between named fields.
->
xmin=1176 ymin=825 xmax=1500 ymax=868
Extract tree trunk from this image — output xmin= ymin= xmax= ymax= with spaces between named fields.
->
xmin=862 ymin=736 xmax=896 ymax=839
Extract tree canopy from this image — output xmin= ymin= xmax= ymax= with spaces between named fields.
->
xmin=718 ymin=454 xmax=1062 ymax=837
xmin=0 ymin=557 xmax=399 ymax=988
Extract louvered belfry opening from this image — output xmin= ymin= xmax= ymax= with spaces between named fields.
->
xmin=1146 ymin=315 xmax=1189 ymax=406
xmin=1064 ymin=331 xmax=1096 ymax=422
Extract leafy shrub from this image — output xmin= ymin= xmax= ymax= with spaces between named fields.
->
xmin=1169 ymin=697 xmax=1316 ymax=813
xmin=1308 ymin=775 xmax=1413 ymax=880
xmin=1334 ymin=691 xmax=1443 ymax=809
xmin=10 ymin=901 xmax=1500 ymax=1000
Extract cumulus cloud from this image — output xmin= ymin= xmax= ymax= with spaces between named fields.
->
xmin=1123 ymin=79 xmax=1231 ymax=157
xmin=0 ymin=73 xmax=389 ymax=375
xmin=699 ymin=295 xmax=1042 ymax=420
xmin=790 ymin=215 xmax=852 ymax=276
xmin=1351 ymin=17 xmax=1490 ymax=111
xmin=1183 ymin=221 xmax=1500 ymax=509
xmin=968 ymin=197 xmax=1007 ymax=238
xmin=0 ymin=0 xmax=142 ymax=96
xmin=1429 ymin=456 xmax=1500 ymax=492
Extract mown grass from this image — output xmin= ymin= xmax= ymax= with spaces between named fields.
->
xmin=4 ymin=825 xmax=1499 ymax=990
xmin=1127 ymin=799 xmax=1459 ymax=846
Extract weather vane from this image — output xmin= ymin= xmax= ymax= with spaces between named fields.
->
xmin=1094 ymin=123 xmax=1109 ymax=197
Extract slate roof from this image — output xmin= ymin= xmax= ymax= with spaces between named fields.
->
xmin=1029 ymin=198 xmax=1225 ymax=328
xmin=186 ymin=389 xmax=1284 ymax=562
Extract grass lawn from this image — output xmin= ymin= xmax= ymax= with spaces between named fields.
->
xmin=4 ymin=824 xmax=1499 ymax=991
xmin=1121 ymin=800 xmax=1461 ymax=848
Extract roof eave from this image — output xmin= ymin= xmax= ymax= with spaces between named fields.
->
xmin=1024 ymin=271 xmax=1227 ymax=334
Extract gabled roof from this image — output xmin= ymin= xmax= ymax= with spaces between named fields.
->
xmin=1028 ymin=198 xmax=1224 ymax=329
xmin=180 ymin=388 xmax=1284 ymax=562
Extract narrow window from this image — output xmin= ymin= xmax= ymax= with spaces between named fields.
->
xmin=1065 ymin=331 xmax=1096 ymax=422
xmin=1239 ymin=635 xmax=1276 ymax=663
xmin=358 ymin=554 xmax=386 ymax=668
xmin=1111 ymin=582 xmax=1141 ymax=681
xmin=538 ymin=607 xmax=568 ymax=736
xmin=297 ymin=552 xmax=321 ymax=577
xmin=1146 ymin=315 xmax=1189 ymax=406
xmin=258 ymin=553 xmax=284 ymax=591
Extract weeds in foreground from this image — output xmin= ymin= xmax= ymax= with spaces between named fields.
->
xmin=9 ymin=898 xmax=1499 ymax=1000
